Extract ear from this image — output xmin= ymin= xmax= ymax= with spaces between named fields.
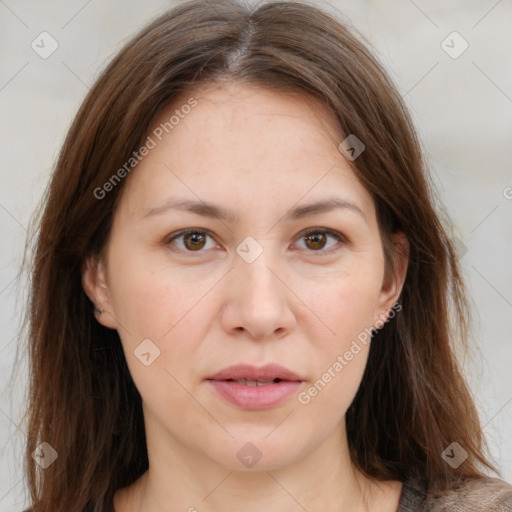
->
xmin=373 ymin=231 xmax=409 ymax=328
xmin=81 ymin=255 xmax=117 ymax=329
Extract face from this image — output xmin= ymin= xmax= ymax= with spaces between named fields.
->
xmin=83 ymin=81 xmax=408 ymax=472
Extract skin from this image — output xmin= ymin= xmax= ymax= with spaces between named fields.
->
xmin=82 ymin=81 xmax=409 ymax=512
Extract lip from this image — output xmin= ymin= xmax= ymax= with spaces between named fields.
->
xmin=206 ymin=363 xmax=305 ymax=410
xmin=207 ymin=363 xmax=305 ymax=382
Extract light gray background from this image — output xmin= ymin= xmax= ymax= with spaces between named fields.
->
xmin=1 ymin=0 xmax=511 ymax=510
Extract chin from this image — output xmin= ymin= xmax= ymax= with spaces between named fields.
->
xmin=205 ymin=435 xmax=308 ymax=472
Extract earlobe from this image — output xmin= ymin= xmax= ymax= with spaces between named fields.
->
xmin=81 ymin=256 xmax=117 ymax=329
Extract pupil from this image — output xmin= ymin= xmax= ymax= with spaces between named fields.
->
xmin=306 ymin=233 xmax=326 ymax=250
xmin=185 ymin=233 xmax=205 ymax=250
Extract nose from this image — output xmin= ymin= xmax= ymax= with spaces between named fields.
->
xmin=219 ymin=245 xmax=296 ymax=340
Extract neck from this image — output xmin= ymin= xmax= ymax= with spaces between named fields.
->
xmin=114 ymin=414 xmax=402 ymax=512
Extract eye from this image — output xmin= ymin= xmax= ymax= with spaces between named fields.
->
xmin=165 ymin=227 xmax=346 ymax=256
xmin=294 ymin=228 xmax=345 ymax=254
xmin=165 ymin=229 xmax=218 ymax=254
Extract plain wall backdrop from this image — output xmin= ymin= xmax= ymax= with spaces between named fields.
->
xmin=1 ymin=0 xmax=511 ymax=510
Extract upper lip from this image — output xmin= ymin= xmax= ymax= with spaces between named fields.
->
xmin=207 ymin=363 xmax=305 ymax=382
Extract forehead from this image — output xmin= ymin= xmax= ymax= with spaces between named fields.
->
xmin=118 ymin=81 xmax=374 ymax=221
xmin=156 ymin=81 xmax=341 ymax=157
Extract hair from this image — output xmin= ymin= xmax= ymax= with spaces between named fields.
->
xmin=16 ymin=0 xmax=500 ymax=510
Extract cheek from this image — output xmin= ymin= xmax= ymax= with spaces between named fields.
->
xmin=108 ymin=244 xmax=208 ymax=341
xmin=106 ymin=244 xmax=216 ymax=390
xmin=335 ymin=280 xmax=380 ymax=338
xmin=295 ymin=277 xmax=377 ymax=417
xmin=111 ymin=273 xmax=203 ymax=422
xmin=297 ymin=264 xmax=383 ymax=344
xmin=293 ymin=263 xmax=382 ymax=405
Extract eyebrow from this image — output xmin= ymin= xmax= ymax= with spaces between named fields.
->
xmin=142 ymin=197 xmax=367 ymax=224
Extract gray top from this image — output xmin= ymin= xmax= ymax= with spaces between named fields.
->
xmin=396 ymin=475 xmax=512 ymax=511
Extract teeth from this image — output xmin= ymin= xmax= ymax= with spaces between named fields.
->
xmin=235 ymin=379 xmax=277 ymax=386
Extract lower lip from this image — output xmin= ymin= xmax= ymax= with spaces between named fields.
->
xmin=207 ymin=380 xmax=302 ymax=410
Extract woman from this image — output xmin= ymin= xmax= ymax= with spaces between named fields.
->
xmin=19 ymin=0 xmax=512 ymax=510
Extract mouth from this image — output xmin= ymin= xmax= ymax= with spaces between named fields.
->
xmin=215 ymin=378 xmax=286 ymax=386
xmin=206 ymin=364 xmax=305 ymax=410
xmin=206 ymin=363 xmax=306 ymax=383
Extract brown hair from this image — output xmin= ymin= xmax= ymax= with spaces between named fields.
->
xmin=17 ymin=0 xmax=499 ymax=510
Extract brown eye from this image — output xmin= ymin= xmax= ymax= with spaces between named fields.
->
xmin=183 ymin=232 xmax=206 ymax=251
xmin=167 ymin=229 xmax=216 ymax=253
xmin=304 ymin=232 xmax=328 ymax=250
xmin=296 ymin=228 xmax=344 ymax=253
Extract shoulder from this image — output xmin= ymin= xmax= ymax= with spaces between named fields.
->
xmin=426 ymin=476 xmax=512 ymax=511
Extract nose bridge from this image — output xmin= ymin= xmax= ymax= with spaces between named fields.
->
xmin=226 ymin=235 xmax=293 ymax=338
xmin=235 ymin=235 xmax=283 ymax=303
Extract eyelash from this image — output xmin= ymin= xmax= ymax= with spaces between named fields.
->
xmin=165 ymin=227 xmax=346 ymax=256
